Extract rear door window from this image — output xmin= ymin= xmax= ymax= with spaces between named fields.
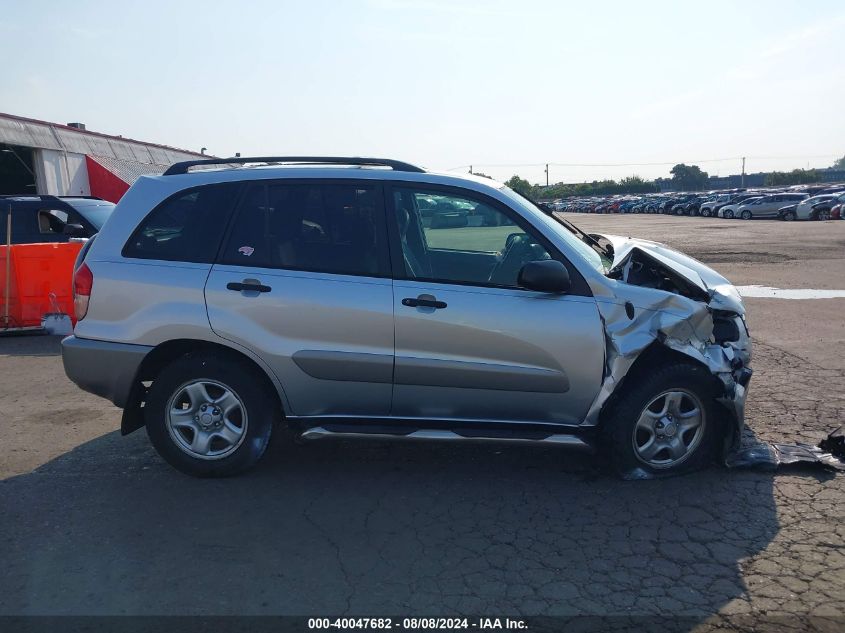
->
xmin=37 ymin=209 xmax=70 ymax=235
xmin=220 ymin=181 xmax=389 ymax=277
xmin=123 ymin=183 xmax=240 ymax=263
xmin=2 ymin=205 xmax=40 ymax=244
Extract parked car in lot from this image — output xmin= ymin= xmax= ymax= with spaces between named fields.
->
xmin=0 ymin=195 xmax=114 ymax=244
xmin=801 ymin=192 xmax=845 ymax=221
xmin=795 ymin=194 xmax=841 ymax=220
xmin=777 ymin=204 xmax=798 ymax=221
xmin=700 ymin=194 xmax=733 ymax=217
xmin=736 ymin=193 xmax=808 ymax=220
xmin=719 ymin=196 xmax=762 ymax=219
xmin=710 ymin=193 xmax=754 ymax=218
xmin=61 ymin=156 xmax=752 ymax=478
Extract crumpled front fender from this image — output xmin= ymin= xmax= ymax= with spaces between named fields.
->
xmin=584 ymin=285 xmax=752 ymax=453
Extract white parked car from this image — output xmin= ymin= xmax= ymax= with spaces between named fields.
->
xmin=796 ymin=194 xmax=841 ymax=220
xmin=718 ymin=196 xmax=762 ymax=219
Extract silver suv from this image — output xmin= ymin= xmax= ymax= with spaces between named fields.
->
xmin=736 ymin=193 xmax=809 ymax=219
xmin=62 ymin=157 xmax=752 ymax=478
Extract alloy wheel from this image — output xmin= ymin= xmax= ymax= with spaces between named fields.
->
xmin=632 ymin=389 xmax=706 ymax=469
xmin=166 ymin=380 xmax=248 ymax=460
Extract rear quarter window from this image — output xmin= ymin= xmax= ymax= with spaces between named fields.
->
xmin=122 ymin=183 xmax=240 ymax=263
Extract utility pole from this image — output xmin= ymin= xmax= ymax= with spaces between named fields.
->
xmin=741 ymin=157 xmax=746 ymax=188
xmin=545 ymin=163 xmax=549 ymax=187
xmin=469 ymin=165 xmax=473 ymax=175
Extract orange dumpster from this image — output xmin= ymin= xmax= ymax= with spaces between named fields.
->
xmin=0 ymin=242 xmax=83 ymax=330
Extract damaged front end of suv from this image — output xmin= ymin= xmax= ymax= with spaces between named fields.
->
xmin=585 ymin=234 xmax=753 ymax=461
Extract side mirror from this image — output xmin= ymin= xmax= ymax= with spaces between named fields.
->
xmin=63 ymin=223 xmax=86 ymax=237
xmin=518 ymin=260 xmax=571 ymax=294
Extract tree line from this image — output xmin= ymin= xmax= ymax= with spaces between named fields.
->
xmin=498 ymin=155 xmax=845 ymax=199
xmin=503 ymin=175 xmax=659 ymax=199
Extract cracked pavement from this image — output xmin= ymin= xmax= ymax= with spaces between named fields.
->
xmin=0 ymin=215 xmax=843 ymax=626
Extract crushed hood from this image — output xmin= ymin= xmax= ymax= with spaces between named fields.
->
xmin=597 ymin=233 xmax=745 ymax=315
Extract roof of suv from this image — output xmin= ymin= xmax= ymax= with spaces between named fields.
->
xmin=143 ymin=156 xmax=503 ymax=191
xmin=162 ymin=156 xmax=426 ymax=176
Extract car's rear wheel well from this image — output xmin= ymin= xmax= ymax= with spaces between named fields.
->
xmin=122 ymin=339 xmax=285 ymax=435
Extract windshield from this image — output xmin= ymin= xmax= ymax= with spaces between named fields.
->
xmin=499 ymin=186 xmax=611 ymax=274
xmin=68 ymin=201 xmax=115 ymax=230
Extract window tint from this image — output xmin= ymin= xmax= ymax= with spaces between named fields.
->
xmin=393 ymin=187 xmax=552 ymax=287
xmin=37 ymin=209 xmax=69 ymax=234
xmin=221 ymin=182 xmax=388 ymax=277
xmin=123 ymin=183 xmax=239 ymax=263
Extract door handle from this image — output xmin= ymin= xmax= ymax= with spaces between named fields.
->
xmin=402 ymin=296 xmax=447 ymax=309
xmin=227 ymin=280 xmax=272 ymax=293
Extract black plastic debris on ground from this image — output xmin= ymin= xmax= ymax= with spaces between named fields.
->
xmin=726 ymin=427 xmax=845 ymax=472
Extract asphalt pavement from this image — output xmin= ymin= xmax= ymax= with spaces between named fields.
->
xmin=1 ymin=214 xmax=843 ymax=628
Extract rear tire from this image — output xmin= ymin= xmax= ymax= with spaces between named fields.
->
xmin=602 ymin=362 xmax=722 ymax=478
xmin=145 ymin=352 xmax=278 ymax=477
xmin=783 ymin=210 xmax=795 ymax=221
xmin=818 ymin=209 xmax=831 ymax=221
xmin=741 ymin=210 xmax=752 ymax=220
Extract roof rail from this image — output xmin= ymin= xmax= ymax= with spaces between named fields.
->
xmin=162 ymin=156 xmax=425 ymax=176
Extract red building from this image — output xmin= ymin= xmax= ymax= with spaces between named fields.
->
xmin=0 ymin=112 xmax=207 ymax=202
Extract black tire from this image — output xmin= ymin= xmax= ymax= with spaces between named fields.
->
xmin=818 ymin=209 xmax=830 ymax=221
xmin=602 ymin=362 xmax=722 ymax=478
xmin=783 ymin=211 xmax=795 ymax=221
xmin=741 ymin=210 xmax=752 ymax=220
xmin=145 ymin=352 xmax=278 ymax=477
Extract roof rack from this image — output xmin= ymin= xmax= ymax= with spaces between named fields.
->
xmin=162 ymin=156 xmax=425 ymax=176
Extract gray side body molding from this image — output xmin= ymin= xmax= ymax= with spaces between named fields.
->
xmin=394 ymin=357 xmax=570 ymax=393
xmin=292 ymin=350 xmax=393 ymax=384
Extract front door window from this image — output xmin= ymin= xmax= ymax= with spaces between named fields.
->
xmin=393 ymin=188 xmax=552 ymax=288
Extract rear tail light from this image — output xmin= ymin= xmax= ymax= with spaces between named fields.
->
xmin=73 ymin=263 xmax=93 ymax=321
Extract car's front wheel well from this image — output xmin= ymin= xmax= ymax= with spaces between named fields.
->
xmin=121 ymin=339 xmax=284 ymax=435
xmin=599 ymin=342 xmax=720 ymax=426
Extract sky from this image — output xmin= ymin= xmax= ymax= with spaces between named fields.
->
xmin=1 ymin=0 xmax=843 ymax=184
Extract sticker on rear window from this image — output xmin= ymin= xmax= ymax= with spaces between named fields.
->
xmin=238 ymin=246 xmax=254 ymax=257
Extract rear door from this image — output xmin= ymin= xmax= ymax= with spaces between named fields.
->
xmin=205 ymin=180 xmax=395 ymax=418
xmin=387 ymin=184 xmax=604 ymax=425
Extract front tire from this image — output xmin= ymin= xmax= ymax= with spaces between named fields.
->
xmin=602 ymin=362 xmax=721 ymax=477
xmin=145 ymin=352 xmax=278 ymax=477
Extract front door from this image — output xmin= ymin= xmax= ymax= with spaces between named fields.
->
xmin=205 ymin=180 xmax=395 ymax=417
xmin=388 ymin=184 xmax=604 ymax=425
